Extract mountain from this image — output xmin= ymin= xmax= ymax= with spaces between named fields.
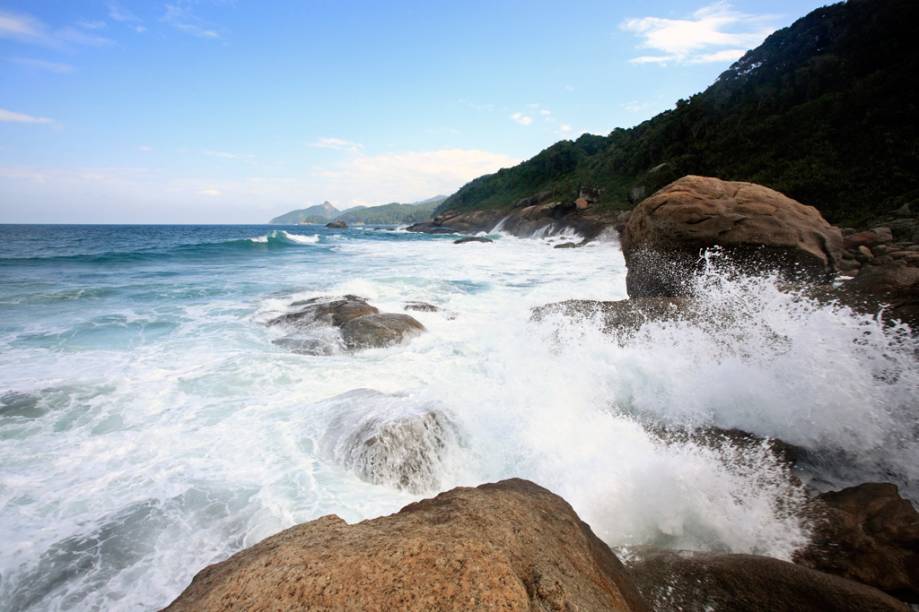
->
xmin=335 ymin=196 xmax=447 ymax=225
xmin=270 ymin=201 xmax=340 ymax=224
xmin=438 ymin=0 xmax=919 ymax=225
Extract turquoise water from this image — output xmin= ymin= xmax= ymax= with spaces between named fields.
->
xmin=0 ymin=224 xmax=916 ymax=611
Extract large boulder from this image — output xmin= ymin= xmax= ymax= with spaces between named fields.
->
xmin=268 ymin=295 xmax=378 ymax=328
xmin=340 ymin=313 xmax=425 ymax=349
xmin=628 ymin=550 xmax=907 ymax=611
xmin=166 ymin=479 xmax=649 ymax=611
xmin=794 ymin=483 xmax=919 ymax=603
xmin=621 ymin=176 xmax=845 ymax=297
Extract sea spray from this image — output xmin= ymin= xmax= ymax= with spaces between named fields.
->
xmin=0 ymin=225 xmax=916 ymax=609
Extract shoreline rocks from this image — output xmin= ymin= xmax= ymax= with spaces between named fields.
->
xmin=325 ymin=220 xmax=348 ymax=229
xmin=621 ymin=176 xmax=845 ymax=297
xmin=628 ymin=549 xmax=907 ymax=611
xmin=453 ymin=236 xmax=493 ymax=244
xmin=795 ymin=483 xmax=919 ymax=603
xmin=166 ymin=479 xmax=649 ymax=611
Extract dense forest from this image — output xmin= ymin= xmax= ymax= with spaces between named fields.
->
xmin=438 ymin=0 xmax=919 ymax=225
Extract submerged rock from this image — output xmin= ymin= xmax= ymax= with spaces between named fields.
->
xmin=324 ymin=404 xmax=459 ymax=493
xmin=532 ymin=297 xmax=692 ymax=336
xmin=453 ymin=236 xmax=493 ymax=244
xmin=795 ymin=483 xmax=919 ymax=603
xmin=621 ymin=176 xmax=845 ymax=297
xmin=165 ymin=479 xmax=649 ymax=611
xmin=628 ymin=549 xmax=906 ymax=611
xmin=340 ymin=313 xmax=425 ymax=349
xmin=404 ymin=301 xmax=439 ymax=312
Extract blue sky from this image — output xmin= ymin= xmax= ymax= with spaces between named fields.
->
xmin=0 ymin=0 xmax=829 ymax=223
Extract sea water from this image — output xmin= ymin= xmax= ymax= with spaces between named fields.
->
xmin=0 ymin=224 xmax=916 ymax=610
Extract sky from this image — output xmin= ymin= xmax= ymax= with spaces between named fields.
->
xmin=0 ymin=0 xmax=830 ymax=223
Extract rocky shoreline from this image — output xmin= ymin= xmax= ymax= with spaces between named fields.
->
xmin=168 ymin=175 xmax=918 ymax=610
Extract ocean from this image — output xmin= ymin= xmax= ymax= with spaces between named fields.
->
xmin=0 ymin=224 xmax=916 ymax=610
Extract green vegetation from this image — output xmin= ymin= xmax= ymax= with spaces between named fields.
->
xmin=270 ymin=196 xmax=445 ymax=225
xmin=439 ymin=0 xmax=919 ymax=225
xmin=335 ymin=196 xmax=446 ymax=224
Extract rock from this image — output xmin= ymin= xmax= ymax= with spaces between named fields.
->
xmin=532 ymin=297 xmax=692 ymax=337
xmin=553 ymin=242 xmax=579 ymax=249
xmin=651 ymin=426 xmax=803 ymax=467
xmin=453 ymin=236 xmax=493 ymax=244
xmin=325 ymin=220 xmax=348 ymax=229
xmin=628 ymin=550 xmax=906 ymax=611
xmin=794 ymin=483 xmax=919 ymax=603
xmin=165 ymin=479 xmax=649 ymax=612
xmin=340 ymin=313 xmax=425 ymax=349
xmin=858 ymin=245 xmax=875 ymax=260
xmin=404 ymin=301 xmax=438 ymax=312
xmin=849 ymin=260 xmax=919 ymax=327
xmin=621 ymin=176 xmax=845 ymax=297
xmin=323 ymin=406 xmax=459 ymax=493
xmin=845 ymin=227 xmax=894 ymax=249
xmin=893 ymin=202 xmax=913 ymax=217
xmin=268 ymin=296 xmax=378 ymax=329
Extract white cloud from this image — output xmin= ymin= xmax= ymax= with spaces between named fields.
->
xmin=313 ymin=148 xmax=520 ymax=206
xmin=0 ymin=9 xmax=112 ymax=47
xmin=108 ymin=2 xmax=140 ymax=23
xmin=559 ymin=123 xmax=574 ymax=135
xmin=0 ymin=149 xmax=520 ymax=222
xmin=163 ymin=3 xmax=220 ymax=39
xmin=8 ymin=57 xmax=74 ymax=73
xmin=510 ymin=112 xmax=533 ymax=126
xmin=539 ymin=109 xmax=552 ymax=117
xmin=0 ymin=107 xmax=53 ymax=124
xmin=311 ymin=137 xmax=363 ymax=152
xmin=621 ymin=2 xmax=774 ymax=65
xmin=77 ymin=20 xmax=107 ymax=30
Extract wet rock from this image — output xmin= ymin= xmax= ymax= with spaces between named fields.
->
xmin=404 ymin=301 xmax=438 ymax=312
xmin=628 ymin=549 xmax=906 ymax=611
xmin=532 ymin=297 xmax=692 ymax=337
xmin=453 ymin=236 xmax=493 ymax=244
xmin=553 ymin=241 xmax=579 ymax=249
xmin=166 ymin=479 xmax=649 ymax=612
xmin=268 ymin=295 xmax=379 ymax=328
xmin=621 ymin=176 xmax=845 ymax=297
xmin=651 ymin=426 xmax=803 ymax=467
xmin=845 ymin=227 xmax=894 ymax=249
xmin=340 ymin=313 xmax=425 ymax=349
xmin=325 ymin=220 xmax=348 ymax=229
xmin=794 ymin=483 xmax=919 ymax=603
xmin=324 ymin=405 xmax=459 ymax=493
xmin=848 ymin=260 xmax=919 ymax=327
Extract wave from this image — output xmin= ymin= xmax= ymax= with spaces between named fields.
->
xmin=0 ymin=230 xmax=322 ymax=265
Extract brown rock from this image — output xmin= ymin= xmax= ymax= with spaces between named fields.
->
xmin=845 ymin=227 xmax=894 ymax=249
xmin=340 ymin=313 xmax=425 ymax=349
xmin=629 ymin=549 xmax=907 ymax=611
xmin=794 ymin=483 xmax=919 ymax=603
xmin=404 ymin=301 xmax=438 ymax=312
xmin=849 ymin=261 xmax=919 ymax=327
xmin=269 ymin=296 xmax=378 ymax=328
xmin=165 ymin=479 xmax=649 ymax=612
xmin=621 ymin=176 xmax=845 ymax=297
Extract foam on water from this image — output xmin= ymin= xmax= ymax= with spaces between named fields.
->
xmin=0 ymin=225 xmax=915 ymax=610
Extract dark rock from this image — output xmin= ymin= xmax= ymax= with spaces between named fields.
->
xmin=794 ymin=483 xmax=919 ymax=603
xmin=340 ymin=313 xmax=425 ymax=349
xmin=621 ymin=176 xmax=845 ymax=298
xmin=268 ymin=296 xmax=378 ymax=328
xmin=849 ymin=260 xmax=919 ymax=327
xmin=166 ymin=479 xmax=649 ymax=611
xmin=404 ymin=301 xmax=438 ymax=312
xmin=554 ymin=242 xmax=579 ymax=249
xmin=845 ymin=227 xmax=894 ymax=249
xmin=628 ymin=550 xmax=907 ymax=611
xmin=652 ymin=426 xmax=803 ymax=467
xmin=453 ymin=236 xmax=493 ymax=244
xmin=325 ymin=220 xmax=348 ymax=229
